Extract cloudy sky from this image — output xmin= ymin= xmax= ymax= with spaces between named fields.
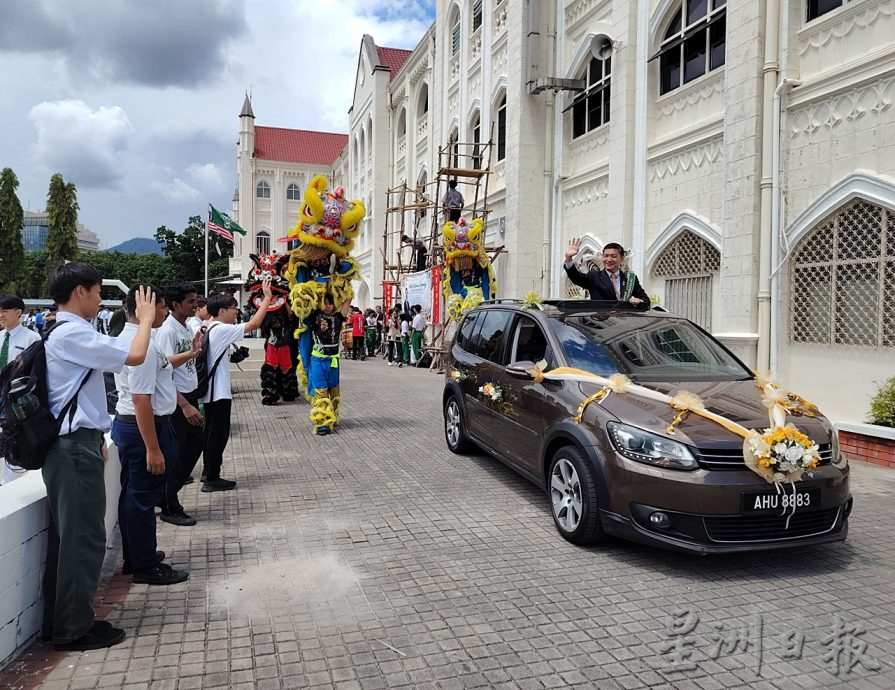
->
xmin=0 ymin=0 xmax=434 ymax=248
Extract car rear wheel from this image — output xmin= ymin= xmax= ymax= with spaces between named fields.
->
xmin=548 ymin=446 xmax=606 ymax=545
xmin=444 ymin=395 xmax=472 ymax=454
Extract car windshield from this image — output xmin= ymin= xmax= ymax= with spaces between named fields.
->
xmin=552 ymin=314 xmax=752 ymax=382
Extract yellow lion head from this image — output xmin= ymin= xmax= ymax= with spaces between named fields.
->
xmin=287 ymin=175 xmax=365 ymax=259
xmin=442 ymin=217 xmax=486 ymax=266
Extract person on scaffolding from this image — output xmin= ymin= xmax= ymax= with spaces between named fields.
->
xmin=441 ymin=179 xmax=464 ymax=223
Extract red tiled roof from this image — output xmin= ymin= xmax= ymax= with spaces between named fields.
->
xmin=377 ymin=46 xmax=413 ymax=79
xmin=254 ymin=126 xmax=348 ymax=165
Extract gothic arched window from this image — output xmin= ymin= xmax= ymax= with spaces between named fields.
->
xmin=256 ymin=180 xmax=270 ymax=198
xmin=790 ymin=198 xmax=895 ymax=347
xmin=256 ymin=230 xmax=270 ymax=255
xmin=286 ymin=183 xmax=300 ymax=200
xmin=653 ymin=230 xmax=721 ymax=330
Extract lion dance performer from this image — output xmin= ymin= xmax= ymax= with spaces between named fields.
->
xmin=442 ymin=216 xmax=497 ymax=322
xmin=285 ymin=176 xmax=364 ymax=435
xmin=244 ymin=252 xmax=299 ymax=405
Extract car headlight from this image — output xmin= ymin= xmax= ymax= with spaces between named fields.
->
xmin=607 ymin=422 xmax=698 ymax=471
xmin=831 ymin=429 xmax=848 ymax=469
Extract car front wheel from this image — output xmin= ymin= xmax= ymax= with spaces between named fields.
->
xmin=444 ymin=395 xmax=472 ymax=454
xmin=548 ymin=446 xmax=606 ymax=545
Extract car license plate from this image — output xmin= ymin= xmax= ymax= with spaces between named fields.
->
xmin=741 ymin=488 xmax=820 ymax=514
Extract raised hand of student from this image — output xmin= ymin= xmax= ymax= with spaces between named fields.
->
xmin=261 ymin=278 xmax=272 ymax=301
xmin=564 ymin=237 xmax=581 ymax=261
xmin=190 ymin=329 xmax=203 ymax=357
xmin=134 ymin=285 xmax=156 ymax=325
xmin=146 ymin=447 xmax=165 ymax=475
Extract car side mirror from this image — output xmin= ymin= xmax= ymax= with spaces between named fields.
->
xmin=506 ymin=360 xmax=536 ymax=378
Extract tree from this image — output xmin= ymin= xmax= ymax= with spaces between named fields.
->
xmin=0 ymin=167 xmax=26 ymax=294
xmin=22 ymin=251 xmax=48 ymax=298
xmin=155 ymin=215 xmax=234 ymax=287
xmin=45 ymin=173 xmax=80 ymax=288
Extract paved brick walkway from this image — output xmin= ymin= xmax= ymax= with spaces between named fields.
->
xmin=7 ymin=357 xmax=895 ymax=689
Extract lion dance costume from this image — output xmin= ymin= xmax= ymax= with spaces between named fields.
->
xmin=285 ymin=176 xmax=364 ymax=434
xmin=442 ymin=216 xmax=497 ymax=321
xmin=244 ymin=252 xmax=299 ymax=405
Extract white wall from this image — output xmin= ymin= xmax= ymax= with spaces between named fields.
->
xmin=0 ymin=439 xmax=121 ymax=667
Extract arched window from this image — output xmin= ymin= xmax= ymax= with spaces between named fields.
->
xmin=571 ymin=56 xmax=611 ymax=138
xmin=791 ymin=198 xmax=895 ymax=348
xmin=470 ymin=112 xmax=482 ymax=169
xmin=808 ymin=0 xmax=842 ymax=22
xmin=653 ymin=230 xmax=720 ymax=330
xmin=450 ymin=8 xmax=461 ymax=56
xmin=397 ymin=108 xmax=407 ymax=145
xmin=286 ymin=183 xmax=300 ymax=200
xmin=417 ymin=170 xmax=428 ymax=220
xmin=256 ymin=180 xmax=270 ymax=198
xmin=656 ymin=0 xmax=726 ymax=96
xmin=496 ymin=94 xmax=506 ymax=161
xmin=418 ymin=84 xmax=429 ymax=115
xmin=448 ymin=127 xmax=460 ymax=168
xmin=256 ymin=230 xmax=270 ymax=255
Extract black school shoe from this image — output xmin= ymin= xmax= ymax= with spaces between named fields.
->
xmin=201 ymin=478 xmax=236 ymax=492
xmin=43 ymin=619 xmax=113 ymax=643
xmin=160 ymin=511 xmax=197 ymax=526
xmin=122 ymin=550 xmax=165 ymax=575
xmin=132 ymin=562 xmax=189 ymax=586
xmin=54 ymin=621 xmax=126 ymax=651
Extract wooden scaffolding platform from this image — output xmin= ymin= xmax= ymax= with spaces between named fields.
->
xmin=382 ymin=134 xmax=506 ymax=372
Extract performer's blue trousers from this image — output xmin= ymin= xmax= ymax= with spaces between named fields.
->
xmin=309 ymin=352 xmax=340 ymax=393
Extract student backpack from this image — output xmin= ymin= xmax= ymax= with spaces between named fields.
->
xmin=193 ymin=324 xmax=228 ymax=399
xmin=0 ymin=321 xmax=92 ymax=470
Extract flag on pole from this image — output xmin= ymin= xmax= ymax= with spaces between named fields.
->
xmin=207 ymin=204 xmax=246 ymax=243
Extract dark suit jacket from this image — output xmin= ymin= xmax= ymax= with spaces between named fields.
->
xmin=564 ymin=262 xmax=651 ymax=310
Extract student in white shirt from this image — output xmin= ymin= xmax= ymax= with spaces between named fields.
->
xmin=156 ymin=283 xmax=203 ymax=525
xmin=42 ymin=263 xmax=155 ymax=652
xmin=111 ymin=286 xmax=189 ymax=586
xmin=199 ymin=281 xmax=271 ymax=492
xmin=0 ymin=294 xmax=42 ymax=485
xmin=186 ymin=296 xmax=207 ymax=335
xmin=411 ymin=304 xmax=426 ymax=364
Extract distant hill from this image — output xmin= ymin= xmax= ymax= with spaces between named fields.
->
xmin=106 ymin=237 xmax=164 ymax=255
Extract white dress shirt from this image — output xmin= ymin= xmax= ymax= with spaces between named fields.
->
xmin=2 ymin=324 xmax=41 ymax=362
xmin=198 ymin=322 xmax=245 ymax=404
xmin=114 ymin=324 xmax=178 ymax=416
xmin=45 ymin=312 xmax=131 ymax=435
xmin=156 ymin=314 xmax=198 ymax=394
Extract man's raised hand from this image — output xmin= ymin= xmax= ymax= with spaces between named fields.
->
xmin=564 ymin=237 xmax=582 ymax=262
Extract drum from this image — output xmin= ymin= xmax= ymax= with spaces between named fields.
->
xmin=340 ymin=327 xmax=353 ymax=351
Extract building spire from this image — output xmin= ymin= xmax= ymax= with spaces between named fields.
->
xmin=240 ymin=92 xmax=255 ymax=119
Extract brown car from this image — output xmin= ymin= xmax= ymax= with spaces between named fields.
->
xmin=442 ymin=300 xmax=852 ymax=554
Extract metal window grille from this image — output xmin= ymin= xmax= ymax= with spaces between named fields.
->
xmin=791 ymin=198 xmax=894 ymax=348
xmin=653 ymin=229 xmax=720 ymax=330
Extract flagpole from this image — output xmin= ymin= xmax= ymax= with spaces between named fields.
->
xmin=204 ymin=204 xmax=210 ymax=297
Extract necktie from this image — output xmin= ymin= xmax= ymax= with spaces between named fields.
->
xmin=611 ymin=272 xmax=620 ymax=299
xmin=0 ymin=332 xmax=9 ymax=368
